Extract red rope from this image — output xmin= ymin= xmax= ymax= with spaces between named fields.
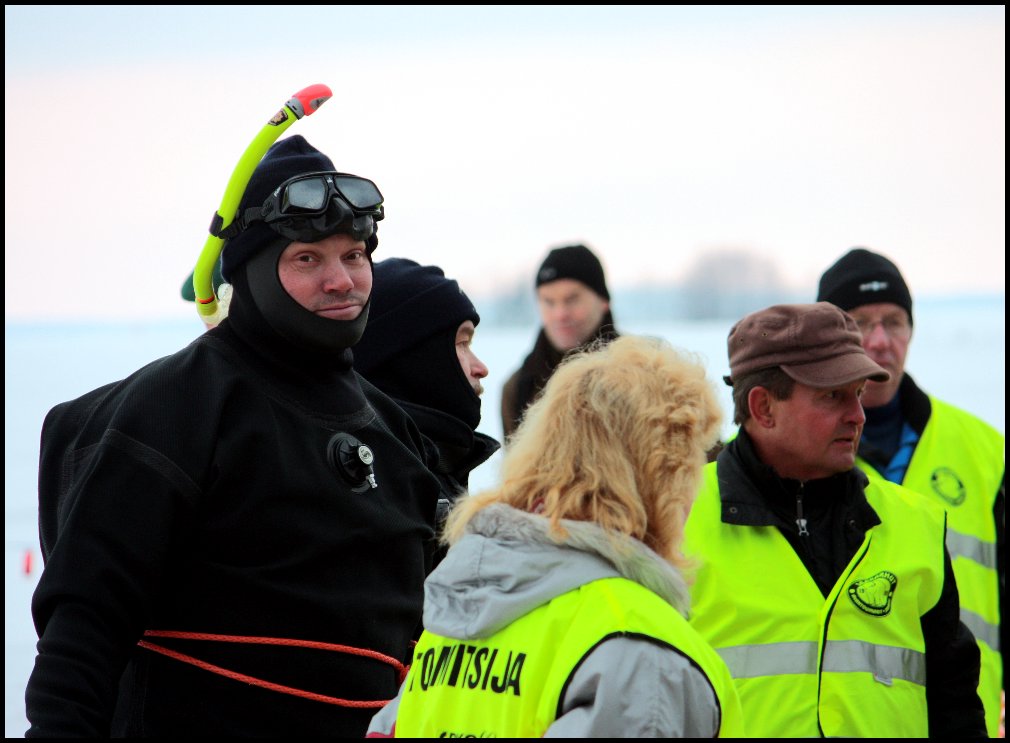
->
xmin=139 ymin=630 xmax=409 ymax=709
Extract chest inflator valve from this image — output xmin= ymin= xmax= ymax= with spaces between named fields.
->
xmin=326 ymin=432 xmax=377 ymax=492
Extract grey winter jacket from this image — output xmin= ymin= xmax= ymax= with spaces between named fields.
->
xmin=367 ymin=504 xmax=723 ymax=737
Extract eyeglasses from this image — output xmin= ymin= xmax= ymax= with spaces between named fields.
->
xmin=217 ymin=171 xmax=384 ymax=243
xmin=852 ymin=315 xmax=911 ymax=340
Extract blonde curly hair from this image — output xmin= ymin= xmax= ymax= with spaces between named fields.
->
xmin=444 ymin=335 xmax=722 ymax=567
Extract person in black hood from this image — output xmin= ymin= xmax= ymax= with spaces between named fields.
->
xmin=353 ymin=258 xmax=500 ymax=561
xmin=26 ymin=135 xmax=443 ymax=737
xmin=500 ymin=243 xmax=618 ymax=441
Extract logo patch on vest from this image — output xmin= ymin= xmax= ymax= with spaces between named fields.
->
xmin=848 ymin=571 xmax=898 ymax=616
xmin=929 ymin=466 xmax=966 ymax=506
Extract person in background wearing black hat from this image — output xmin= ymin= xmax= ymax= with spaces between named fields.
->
xmin=500 ymin=243 xmax=618 ymax=441
xmin=353 ymin=257 xmax=500 ymax=565
xmin=26 ymin=135 xmax=443 ymax=737
xmin=682 ymin=302 xmax=985 ymax=737
xmin=817 ymin=247 xmax=1005 ymax=737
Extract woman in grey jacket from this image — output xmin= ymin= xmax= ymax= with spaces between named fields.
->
xmin=368 ymin=336 xmax=746 ymax=738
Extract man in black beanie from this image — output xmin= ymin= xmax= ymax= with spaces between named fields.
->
xmin=500 ymin=243 xmax=618 ymax=440
xmin=818 ymin=247 xmax=1005 ymax=736
xmin=353 ymin=258 xmax=500 ymax=562
xmin=26 ymin=135 xmax=443 ymax=737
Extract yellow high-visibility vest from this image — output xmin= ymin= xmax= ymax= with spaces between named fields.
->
xmin=395 ymin=576 xmax=745 ymax=738
xmin=859 ymin=396 xmax=1004 ymax=736
xmin=684 ymin=463 xmax=946 ymax=737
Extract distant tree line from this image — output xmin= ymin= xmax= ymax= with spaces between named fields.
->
xmin=480 ymin=248 xmax=804 ymax=326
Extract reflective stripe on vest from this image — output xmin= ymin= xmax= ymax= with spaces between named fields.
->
xmin=960 ymin=606 xmax=1000 ymax=651
xmin=858 ymin=397 xmax=1004 ymax=737
xmin=946 ymin=527 xmax=998 ymax=570
xmin=394 ymin=576 xmax=745 ymax=738
xmin=684 ymin=463 xmax=946 ymax=738
xmin=717 ymin=639 xmax=926 ymax=686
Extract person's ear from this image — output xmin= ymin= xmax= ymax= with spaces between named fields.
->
xmin=748 ymin=386 xmax=776 ymax=428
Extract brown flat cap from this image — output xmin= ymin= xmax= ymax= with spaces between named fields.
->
xmin=726 ymin=302 xmax=890 ymax=388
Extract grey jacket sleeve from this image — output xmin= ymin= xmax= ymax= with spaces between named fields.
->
xmin=546 ymin=636 xmax=720 ymax=738
xmin=365 ymin=680 xmax=404 ymax=738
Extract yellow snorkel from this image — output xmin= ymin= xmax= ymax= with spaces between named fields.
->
xmin=192 ymin=84 xmax=332 ymax=323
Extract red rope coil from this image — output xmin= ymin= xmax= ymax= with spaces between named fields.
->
xmin=139 ymin=630 xmax=409 ymax=709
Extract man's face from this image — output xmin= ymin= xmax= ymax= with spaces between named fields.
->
xmin=277 ymin=233 xmax=372 ymax=319
xmin=536 ymin=279 xmax=609 ymax=352
xmin=455 ymin=320 xmax=488 ymax=396
xmin=757 ymin=378 xmax=868 ymax=481
xmin=846 ymin=302 xmax=911 ymax=409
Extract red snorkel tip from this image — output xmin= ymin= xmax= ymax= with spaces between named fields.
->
xmin=287 ymin=84 xmax=333 ymax=119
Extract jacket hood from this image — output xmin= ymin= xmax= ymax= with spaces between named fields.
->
xmin=422 ymin=503 xmax=690 ymax=639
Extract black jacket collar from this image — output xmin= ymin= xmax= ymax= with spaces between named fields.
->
xmin=857 ymin=373 xmax=932 ymax=471
xmin=716 ymin=428 xmax=880 ymax=533
xmin=394 ymin=399 xmax=500 ymax=486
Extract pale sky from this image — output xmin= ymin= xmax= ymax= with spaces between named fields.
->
xmin=4 ymin=5 xmax=1005 ymax=321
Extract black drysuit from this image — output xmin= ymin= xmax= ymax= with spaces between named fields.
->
xmin=26 ymin=302 xmax=442 ymax=737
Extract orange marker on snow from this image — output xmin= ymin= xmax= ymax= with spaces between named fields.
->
xmin=23 ymin=548 xmax=33 ymax=575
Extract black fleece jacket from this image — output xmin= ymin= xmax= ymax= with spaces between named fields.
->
xmin=500 ymin=311 xmax=618 ymax=440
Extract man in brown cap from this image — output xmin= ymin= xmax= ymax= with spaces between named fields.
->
xmin=682 ymin=302 xmax=985 ymax=738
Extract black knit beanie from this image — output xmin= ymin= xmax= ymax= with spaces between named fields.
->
xmin=535 ymin=244 xmax=610 ymax=301
xmin=354 ymin=258 xmax=482 ymax=428
xmin=817 ymin=248 xmax=913 ymax=324
xmin=220 ymin=135 xmax=378 ymax=282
